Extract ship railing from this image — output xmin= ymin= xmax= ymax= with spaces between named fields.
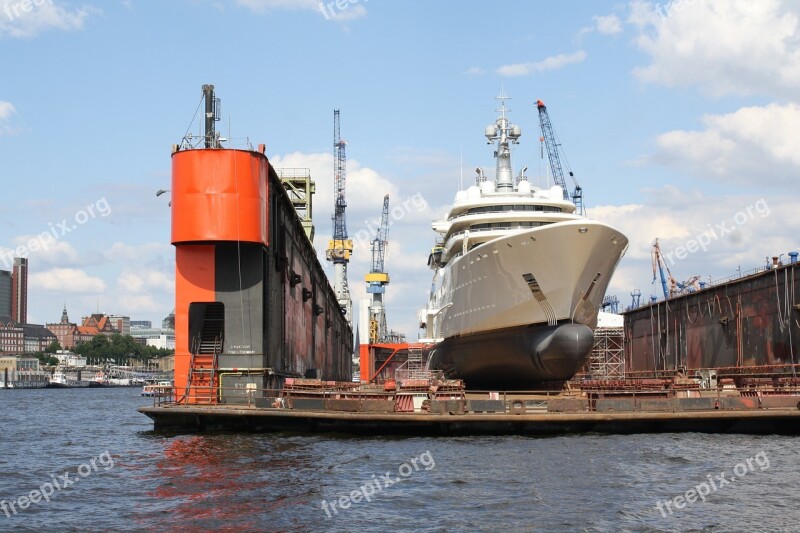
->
xmin=709 ymin=266 xmax=770 ymax=287
xmin=394 ymin=369 xmax=444 ymax=381
xmin=152 ymin=384 xmax=800 ymax=412
xmin=274 ymin=168 xmax=312 ymax=179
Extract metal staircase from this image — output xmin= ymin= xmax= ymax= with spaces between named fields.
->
xmin=394 ymin=345 xmax=441 ymax=382
xmin=187 ymin=303 xmax=224 ymax=404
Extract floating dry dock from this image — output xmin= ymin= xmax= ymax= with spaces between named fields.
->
xmin=139 ymin=377 xmax=800 ymax=435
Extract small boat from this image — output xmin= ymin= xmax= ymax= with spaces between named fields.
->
xmin=88 ymin=372 xmax=109 ymax=387
xmin=141 ymin=381 xmax=173 ymax=397
xmin=49 ymin=369 xmax=91 ymax=388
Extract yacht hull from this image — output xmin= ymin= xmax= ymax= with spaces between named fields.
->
xmin=429 ymin=322 xmax=594 ymax=388
xmin=426 ymin=219 xmax=628 ymax=387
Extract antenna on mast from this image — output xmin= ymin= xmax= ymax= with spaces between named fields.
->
xmin=459 ymin=145 xmax=463 ymax=189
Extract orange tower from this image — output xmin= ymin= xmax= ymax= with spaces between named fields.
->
xmin=170 ymin=85 xmax=352 ymax=404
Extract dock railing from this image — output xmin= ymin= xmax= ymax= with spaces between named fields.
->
xmin=151 ymin=383 xmax=800 ymax=414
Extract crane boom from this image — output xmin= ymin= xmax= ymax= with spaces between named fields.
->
xmin=536 ymin=100 xmax=584 ymax=214
xmin=652 ymin=238 xmax=682 ymax=299
xmin=365 ymin=195 xmax=390 ymax=343
xmin=332 ymin=110 xmax=347 ymax=242
xmin=370 ymin=195 xmax=390 ymax=274
xmin=325 ymin=109 xmax=353 ymax=324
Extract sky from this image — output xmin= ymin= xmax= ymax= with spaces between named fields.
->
xmin=1 ymin=0 xmax=799 ymax=337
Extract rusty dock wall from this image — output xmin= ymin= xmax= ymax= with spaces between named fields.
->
xmin=623 ymin=262 xmax=800 ymax=374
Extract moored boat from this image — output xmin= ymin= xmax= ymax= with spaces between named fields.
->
xmin=49 ymin=369 xmax=91 ymax=388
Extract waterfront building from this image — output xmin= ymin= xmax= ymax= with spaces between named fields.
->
xmin=18 ymin=324 xmax=58 ymax=353
xmin=79 ymin=314 xmax=118 ymax=337
xmin=108 ymin=315 xmax=131 ymax=336
xmin=17 ymin=357 xmax=40 ymax=371
xmin=48 ymin=306 xmax=80 ymax=349
xmin=54 ymin=350 xmax=87 ymax=367
xmin=0 ymin=321 xmax=24 ymax=354
xmin=130 ymin=327 xmax=175 ymax=350
xmin=0 ymin=355 xmax=16 ymax=371
xmin=0 ymin=269 xmax=11 ymax=319
xmin=11 ymin=258 xmax=27 ymax=324
xmin=161 ymin=310 xmax=175 ymax=330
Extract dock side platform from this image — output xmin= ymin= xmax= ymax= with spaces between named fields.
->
xmin=138 ymin=403 xmax=800 ymax=435
xmin=139 ymin=378 xmax=800 ymax=435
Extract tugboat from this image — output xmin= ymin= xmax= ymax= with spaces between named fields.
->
xmin=49 ymin=368 xmax=91 ymax=388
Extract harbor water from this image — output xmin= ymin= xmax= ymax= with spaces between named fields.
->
xmin=1 ymin=387 xmax=799 ymax=532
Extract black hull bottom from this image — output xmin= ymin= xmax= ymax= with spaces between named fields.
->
xmin=429 ymin=323 xmax=594 ymax=389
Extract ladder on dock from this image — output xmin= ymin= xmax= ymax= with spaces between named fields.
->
xmin=394 ymin=345 xmax=440 ymax=382
xmin=187 ymin=304 xmax=224 ymax=404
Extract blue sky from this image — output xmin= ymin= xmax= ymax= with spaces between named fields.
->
xmin=2 ymin=0 xmax=799 ymax=335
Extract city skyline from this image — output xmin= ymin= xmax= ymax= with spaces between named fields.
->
xmin=1 ymin=256 xmax=171 ymax=328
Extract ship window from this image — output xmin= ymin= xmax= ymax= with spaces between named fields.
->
xmin=468 ymin=221 xmax=553 ymax=232
xmin=464 ymin=204 xmax=562 ymax=216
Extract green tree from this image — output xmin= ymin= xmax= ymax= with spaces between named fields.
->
xmin=44 ymin=340 xmax=62 ymax=354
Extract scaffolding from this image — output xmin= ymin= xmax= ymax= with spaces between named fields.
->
xmin=394 ymin=344 xmax=442 ymax=382
xmin=589 ymin=327 xmax=625 ymax=379
xmin=277 ymin=168 xmax=315 ymax=242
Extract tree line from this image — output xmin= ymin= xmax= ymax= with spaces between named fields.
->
xmin=30 ymin=334 xmax=174 ymax=366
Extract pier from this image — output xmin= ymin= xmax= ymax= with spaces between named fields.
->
xmin=139 ymin=379 xmax=800 ymax=435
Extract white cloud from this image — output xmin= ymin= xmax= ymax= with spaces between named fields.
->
xmin=0 ymin=101 xmax=15 ymax=120
xmin=117 ymin=267 xmax=174 ymax=293
xmin=464 ymin=66 xmax=486 ymax=75
xmin=0 ymin=237 xmax=104 ymax=269
xmin=650 ymin=103 xmax=800 ymax=186
xmin=30 ymin=268 xmax=106 ymax=293
xmin=270 ymin=151 xmax=400 ymax=224
xmin=0 ymin=1 xmax=94 ymax=39
xmin=269 ymin=150 xmax=442 ymax=338
xmin=496 ymin=51 xmax=587 ymax=77
xmin=236 ymin=0 xmax=367 ymax=19
xmin=105 ymin=242 xmax=171 ymax=263
xmin=629 ymin=0 xmax=800 ymax=98
xmin=236 ymin=0 xmax=318 ymax=10
xmin=112 ymin=294 xmax=162 ymax=314
xmin=594 ymin=14 xmax=623 ymax=35
xmin=0 ymin=101 xmax=19 ymax=136
xmin=590 ymin=192 xmax=800 ymax=303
